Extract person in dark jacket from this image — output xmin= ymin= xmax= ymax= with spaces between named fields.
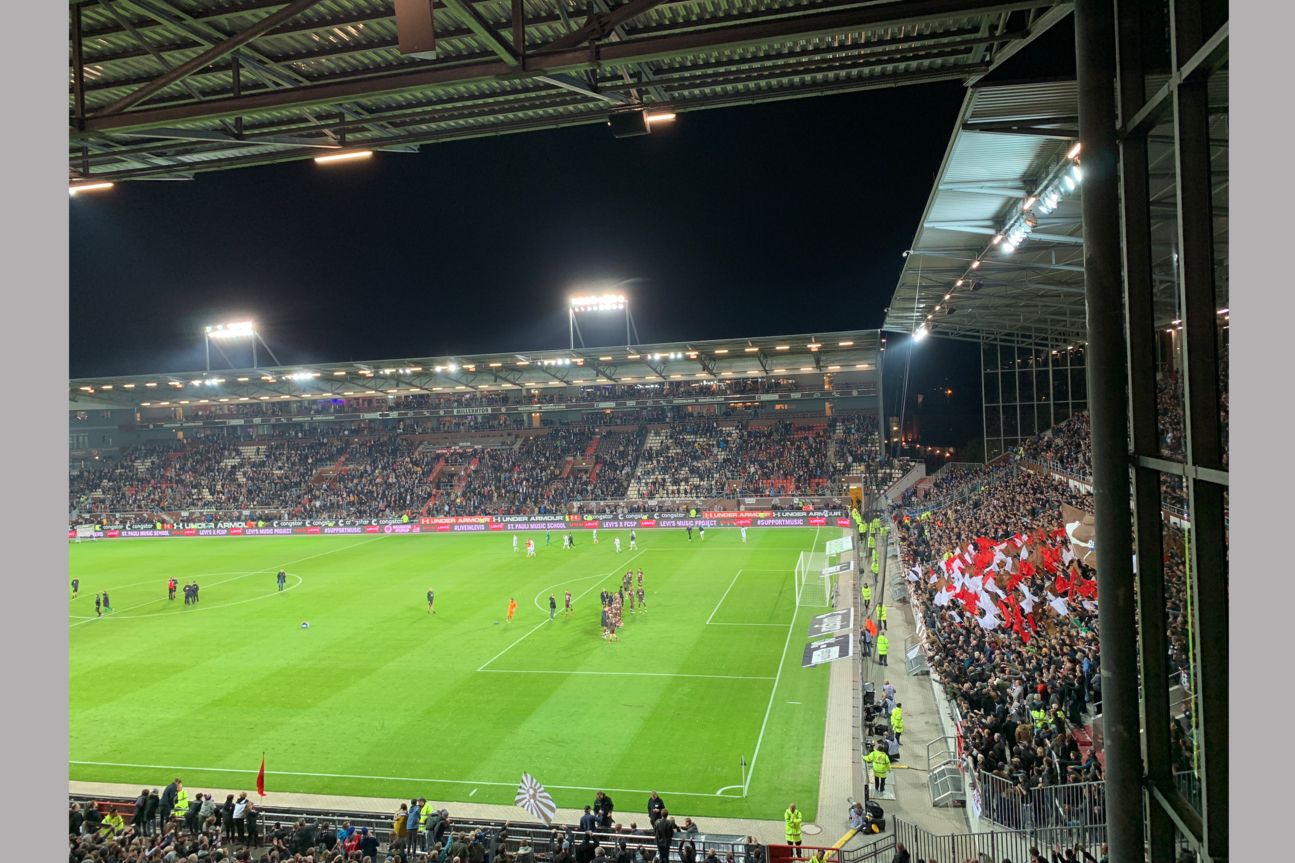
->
xmin=144 ymin=789 xmax=160 ymax=836
xmin=646 ymin=793 xmax=666 ymax=825
xmin=579 ymin=806 xmax=598 ymax=833
xmin=69 ymin=802 xmax=84 ymax=836
xmin=890 ymin=843 xmax=910 ymax=863
xmin=359 ymin=826 xmax=380 ymax=859
xmin=221 ymin=794 xmax=236 ymax=837
xmin=81 ymin=802 xmax=103 ymax=836
xmin=159 ymin=778 xmax=181 ymax=825
xmin=245 ymin=801 xmax=260 ymax=847
xmin=593 ymin=791 xmax=615 ymax=828
xmin=653 ymin=812 xmax=675 ymax=863
xmin=576 ymin=832 xmax=598 ymax=863
xmin=131 ymin=790 xmax=149 ymax=835
xmin=185 ymin=792 xmax=204 ymax=835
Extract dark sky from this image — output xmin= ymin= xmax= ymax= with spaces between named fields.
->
xmin=70 ymin=79 xmax=991 ymax=446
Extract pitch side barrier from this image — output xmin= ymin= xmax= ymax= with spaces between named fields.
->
xmin=70 ymin=510 xmax=855 ymax=540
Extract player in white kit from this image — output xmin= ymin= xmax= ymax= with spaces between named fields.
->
xmin=614 ymin=537 xmax=622 ymax=554
xmin=741 ymin=526 xmax=748 ymax=543
xmin=513 ymin=534 xmax=519 ymax=552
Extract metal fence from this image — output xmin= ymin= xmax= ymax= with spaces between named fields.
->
xmin=891 ymin=818 xmax=1107 ymax=863
xmin=976 ymin=772 xmax=1106 ymax=833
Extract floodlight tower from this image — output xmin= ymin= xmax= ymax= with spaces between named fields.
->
xmin=203 ymin=320 xmax=280 ymax=372
xmin=568 ymin=280 xmax=643 ymax=349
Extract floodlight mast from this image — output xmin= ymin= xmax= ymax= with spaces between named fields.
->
xmin=203 ymin=320 xmax=279 ymax=372
xmin=567 ymin=283 xmax=642 ymax=349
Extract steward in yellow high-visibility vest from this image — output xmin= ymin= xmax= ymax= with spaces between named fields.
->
xmin=890 ymin=704 xmax=904 ymax=742
xmin=876 ymin=634 xmax=889 ymax=665
xmin=1030 ymin=706 xmax=1050 ymax=731
xmin=172 ymin=788 xmax=189 ymax=820
xmin=784 ymin=804 xmax=803 ymax=845
xmin=861 ymin=584 xmax=872 ymax=607
xmin=871 ymin=557 xmax=880 ymax=575
xmin=864 ymin=744 xmax=891 ymax=791
xmin=867 ymin=533 xmax=876 ymax=550
xmin=877 ymin=604 xmax=887 ymax=631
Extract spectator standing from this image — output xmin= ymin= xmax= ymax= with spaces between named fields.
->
xmin=594 ymin=791 xmax=616 ymax=828
xmin=245 ymin=801 xmax=260 ymax=847
xmin=653 ymin=811 xmax=676 ymax=863
xmin=407 ymin=798 xmax=423 ymax=850
xmin=145 ymin=788 xmax=160 ymax=836
xmin=132 ymin=789 xmax=149 ymax=835
xmin=233 ymin=792 xmax=248 ymax=841
xmin=647 ymin=792 xmax=666 ymax=825
xmin=159 ymin=778 xmax=181 ymax=825
xmin=580 ymin=806 xmax=599 ymax=833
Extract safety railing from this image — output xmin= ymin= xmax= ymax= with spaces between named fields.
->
xmin=891 ymin=817 xmax=1107 ymax=863
xmin=925 ymin=737 xmax=964 ymax=808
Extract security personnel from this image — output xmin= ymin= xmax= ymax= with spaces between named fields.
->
xmin=867 ymin=532 xmax=876 ymax=551
xmin=876 ymin=633 xmax=889 ymax=666
xmin=871 ymin=557 xmax=880 ymax=576
xmin=172 ymin=786 xmax=190 ymax=823
xmin=877 ymin=603 xmax=888 ymax=631
xmin=861 ymin=582 xmax=872 ymax=610
xmin=1030 ymin=702 xmax=1051 ymax=732
xmin=864 ymin=744 xmax=891 ymax=792
xmin=783 ymin=803 xmax=803 ymax=848
xmin=890 ymin=703 xmax=904 ymax=743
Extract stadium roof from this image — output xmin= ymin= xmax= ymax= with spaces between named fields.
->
xmin=69 ymin=328 xmax=882 ymax=409
xmin=69 ymin=0 xmax=1073 ymax=183
xmin=883 ymin=70 xmax=1229 ymax=350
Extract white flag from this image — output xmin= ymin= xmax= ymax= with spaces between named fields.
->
xmin=1047 ymin=593 xmax=1070 ymax=617
xmin=515 ymin=773 xmax=557 ymax=826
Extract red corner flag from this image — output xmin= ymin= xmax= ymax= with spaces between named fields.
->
xmin=256 ymin=755 xmax=266 ymax=797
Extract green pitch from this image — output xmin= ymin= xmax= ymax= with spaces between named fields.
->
xmin=69 ymin=527 xmax=837 ymax=821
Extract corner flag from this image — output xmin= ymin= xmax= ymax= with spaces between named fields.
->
xmin=256 ymin=755 xmax=266 ymax=797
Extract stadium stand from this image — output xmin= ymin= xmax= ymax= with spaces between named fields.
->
xmin=891 ymin=409 xmax=1212 ymax=834
xmin=69 ymin=414 xmax=883 ymax=526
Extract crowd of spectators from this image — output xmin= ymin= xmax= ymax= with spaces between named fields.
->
xmin=69 ymin=787 xmax=763 ymax=863
xmin=70 ymin=412 xmax=886 ymax=525
xmin=895 ymin=407 xmax=1208 ymax=830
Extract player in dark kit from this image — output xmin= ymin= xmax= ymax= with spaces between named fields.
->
xmin=167 ymin=578 xmax=176 ymax=600
xmin=71 ymin=578 xmax=79 ymax=598
xmin=686 ymin=525 xmax=693 ymax=541
xmin=101 ymin=591 xmax=111 ymax=612
xmin=549 ymin=595 xmax=558 ymax=620
xmin=277 ymin=569 xmax=287 ymax=591
xmin=94 ymin=594 xmax=102 ymax=617
xmin=192 ymin=582 xmax=199 ymax=604
xmin=427 ymin=589 xmax=436 ymax=614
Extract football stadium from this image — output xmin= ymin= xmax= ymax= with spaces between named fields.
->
xmin=67 ymin=2 xmax=1228 ymax=862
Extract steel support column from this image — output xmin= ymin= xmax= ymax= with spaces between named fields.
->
xmin=1114 ymin=1 xmax=1175 ymax=860
xmin=1170 ymin=0 xmax=1228 ymax=856
xmin=1074 ymin=2 xmax=1145 ymax=862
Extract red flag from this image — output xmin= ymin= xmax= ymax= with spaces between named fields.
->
xmin=256 ymin=755 xmax=266 ymax=797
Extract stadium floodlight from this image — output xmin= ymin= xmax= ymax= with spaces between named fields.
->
xmin=202 ymin=320 xmax=279 ymax=372
xmin=645 ymin=112 xmax=677 ymax=124
xmin=314 ymin=150 xmax=373 ymax=165
xmin=913 ymin=324 xmax=930 ymax=343
xmin=567 ymin=283 xmax=643 ymax=349
xmin=206 ymin=321 xmax=255 ymax=340
xmin=69 ymin=181 xmax=115 ymax=196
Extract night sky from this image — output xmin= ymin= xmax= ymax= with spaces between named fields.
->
xmin=70 ymin=80 xmax=994 ymax=448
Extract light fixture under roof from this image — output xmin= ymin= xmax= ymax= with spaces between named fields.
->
xmin=315 ymin=150 xmax=373 ymax=165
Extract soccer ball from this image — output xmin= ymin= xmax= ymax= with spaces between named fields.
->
xmin=300 ymin=621 xmax=310 ymax=629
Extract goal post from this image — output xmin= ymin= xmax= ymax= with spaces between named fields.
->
xmin=794 ymin=551 xmax=833 ymax=608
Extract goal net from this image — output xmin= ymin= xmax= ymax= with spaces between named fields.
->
xmin=794 ymin=551 xmax=834 ymax=608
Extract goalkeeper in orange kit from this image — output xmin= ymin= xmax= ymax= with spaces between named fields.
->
xmin=507 ymin=597 xmax=518 ymax=623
